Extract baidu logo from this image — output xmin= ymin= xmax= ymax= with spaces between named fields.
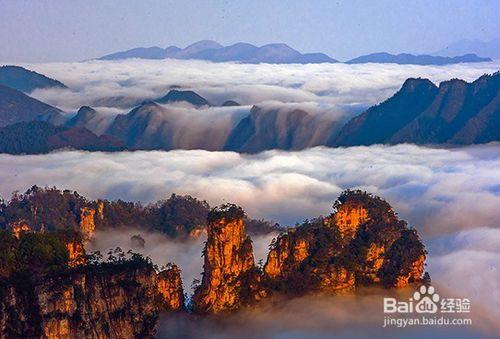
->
xmin=383 ymin=285 xmax=470 ymax=314
xmin=413 ymin=285 xmax=440 ymax=313
xmin=384 ymin=284 xmax=440 ymax=314
xmin=382 ymin=284 xmax=472 ymax=328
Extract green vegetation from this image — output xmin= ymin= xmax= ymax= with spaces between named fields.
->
xmin=265 ymin=190 xmax=427 ymax=292
xmin=0 ymin=121 xmax=59 ymax=154
xmin=0 ymin=230 xmax=70 ymax=277
xmin=0 ymin=186 xmax=278 ymax=237
xmin=0 ymin=121 xmax=126 ymax=154
xmin=207 ymin=203 xmax=246 ymax=223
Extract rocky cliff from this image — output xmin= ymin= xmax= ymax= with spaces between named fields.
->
xmin=1 ymin=188 xmax=427 ymax=329
xmin=0 ymin=263 xmax=183 ymax=338
xmin=0 ymin=230 xmax=184 ymax=338
xmin=193 ymin=191 xmax=426 ymax=313
xmin=157 ymin=264 xmax=185 ymax=311
xmin=193 ymin=191 xmax=426 ymax=314
xmin=78 ymin=203 xmax=104 ymax=242
xmin=192 ymin=204 xmax=265 ymax=313
xmin=263 ymin=190 xmax=426 ymax=294
xmin=0 ymin=186 xmax=279 ymax=240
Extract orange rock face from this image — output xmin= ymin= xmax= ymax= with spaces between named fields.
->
xmin=332 ymin=203 xmax=369 ymax=241
xmin=263 ymin=190 xmax=427 ymax=294
xmin=8 ymin=219 xmax=32 ymax=239
xmin=193 ymin=205 xmax=263 ymax=313
xmin=78 ymin=202 xmax=104 ymax=243
xmin=1 ymin=264 xmax=183 ymax=338
xmin=393 ymin=254 xmax=426 ymax=288
xmin=157 ymin=265 xmax=184 ymax=311
xmin=264 ymin=230 xmax=311 ymax=279
xmin=65 ymin=241 xmax=86 ymax=267
xmin=79 ymin=207 xmax=97 ymax=242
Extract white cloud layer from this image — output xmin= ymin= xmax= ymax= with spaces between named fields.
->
xmin=2 ymin=59 xmax=500 ymax=334
xmin=1 ymin=144 xmax=498 ymax=233
xmin=1 ymin=144 xmax=499 ymax=320
xmin=20 ymin=59 xmax=500 ymax=116
xmin=157 ymin=289 xmax=499 ymax=338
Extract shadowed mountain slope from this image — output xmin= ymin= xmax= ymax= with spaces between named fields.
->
xmin=0 ymin=84 xmax=66 ymax=127
xmin=224 ymin=105 xmax=343 ymax=153
xmin=0 ymin=121 xmax=124 ymax=154
xmin=333 ymin=72 xmax=499 ymax=146
xmin=333 ymin=78 xmax=439 ymax=146
xmin=0 ymin=65 xmax=67 ymax=93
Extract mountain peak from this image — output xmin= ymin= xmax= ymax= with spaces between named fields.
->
xmin=98 ymin=41 xmax=337 ymax=64
xmin=183 ymin=40 xmax=223 ymax=51
xmin=66 ymin=106 xmax=97 ymax=127
xmin=156 ymin=89 xmax=210 ymax=106
xmin=400 ymin=77 xmax=437 ymax=92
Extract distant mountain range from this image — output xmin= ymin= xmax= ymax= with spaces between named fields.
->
xmin=433 ymin=38 xmax=500 ymax=59
xmin=99 ymin=40 xmax=337 ymax=64
xmin=346 ymin=52 xmax=491 ymax=65
xmin=99 ymin=40 xmax=494 ymax=65
xmin=0 ymin=66 xmax=498 ymax=154
xmin=0 ymin=65 xmax=67 ymax=93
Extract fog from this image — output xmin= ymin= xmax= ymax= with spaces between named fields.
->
xmin=157 ymin=290 xmax=498 ymax=338
xmin=19 ymin=59 xmax=500 ymax=122
xmin=2 ymin=59 xmax=499 ymax=336
xmin=1 ymin=144 xmax=498 ymax=234
xmin=87 ymin=228 xmax=277 ymax=293
xmin=1 ymin=143 xmax=499 ymax=328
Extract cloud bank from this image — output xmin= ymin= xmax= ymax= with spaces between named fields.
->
xmin=86 ymin=228 xmax=276 ymax=293
xmin=2 ymin=59 xmax=499 ymax=335
xmin=1 ymin=144 xmax=498 ymax=234
xmin=1 ymin=143 xmax=499 ymax=333
xmin=157 ymin=290 xmax=498 ymax=338
xmin=20 ymin=59 xmax=500 ymax=117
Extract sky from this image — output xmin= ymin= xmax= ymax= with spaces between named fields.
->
xmin=0 ymin=0 xmax=498 ymax=62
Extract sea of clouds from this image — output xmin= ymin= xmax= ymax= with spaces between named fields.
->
xmin=0 ymin=144 xmax=499 ymax=329
xmin=2 ymin=59 xmax=499 ymax=336
xmin=20 ymin=58 xmax=500 ymax=121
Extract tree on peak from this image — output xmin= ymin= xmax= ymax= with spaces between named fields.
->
xmin=207 ymin=203 xmax=246 ymax=223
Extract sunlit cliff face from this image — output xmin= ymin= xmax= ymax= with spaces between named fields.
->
xmin=157 ymin=265 xmax=185 ymax=312
xmin=9 ymin=219 xmax=31 ymax=239
xmin=65 ymin=240 xmax=86 ymax=267
xmin=193 ymin=209 xmax=265 ymax=313
xmin=0 ymin=264 xmax=184 ymax=338
xmin=78 ymin=202 xmax=104 ymax=242
xmin=332 ymin=203 xmax=369 ymax=241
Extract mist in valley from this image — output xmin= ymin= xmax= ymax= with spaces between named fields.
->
xmin=1 ymin=59 xmax=499 ymax=337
